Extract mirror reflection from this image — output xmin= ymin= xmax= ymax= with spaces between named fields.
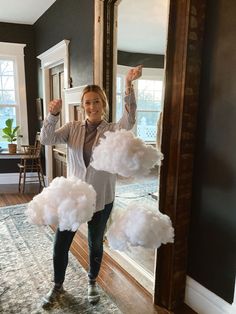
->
xmin=108 ymin=0 xmax=170 ymax=292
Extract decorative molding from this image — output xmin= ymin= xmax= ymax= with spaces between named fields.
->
xmin=94 ymin=0 xmax=104 ymax=85
xmin=37 ymin=39 xmax=70 ymax=70
xmin=0 ymin=42 xmax=26 ymax=56
xmin=64 ymin=86 xmax=86 ymax=104
xmin=64 ymin=85 xmax=86 ymax=122
xmin=37 ymin=39 xmax=70 ymax=183
xmin=102 ymin=0 xmax=115 ymax=121
xmin=185 ymin=276 xmax=235 ymax=314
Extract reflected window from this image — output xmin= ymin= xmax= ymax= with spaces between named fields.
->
xmin=116 ymin=67 xmax=164 ymax=143
xmin=136 ymin=79 xmax=162 ymax=142
xmin=116 ymin=75 xmax=123 ymax=121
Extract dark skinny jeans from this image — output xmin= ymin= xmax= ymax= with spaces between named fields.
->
xmin=53 ymin=202 xmax=113 ymax=285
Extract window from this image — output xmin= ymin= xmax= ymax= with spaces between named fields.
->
xmin=0 ymin=60 xmax=17 ymax=148
xmin=115 ymin=65 xmax=164 ymax=143
xmin=116 ymin=75 xmax=123 ymax=121
xmin=136 ymin=79 xmax=162 ymax=142
xmin=0 ymin=42 xmax=28 ymax=149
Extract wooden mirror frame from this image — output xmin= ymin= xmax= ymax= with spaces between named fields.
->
xmin=102 ymin=0 xmax=206 ymax=310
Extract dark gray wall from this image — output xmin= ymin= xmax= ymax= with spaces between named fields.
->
xmin=188 ymin=0 xmax=236 ymax=303
xmin=0 ymin=0 xmax=94 ymax=174
xmin=34 ymin=0 xmax=94 ymax=92
xmin=117 ymin=50 xmax=164 ymax=68
xmin=0 ymin=22 xmax=38 ymax=173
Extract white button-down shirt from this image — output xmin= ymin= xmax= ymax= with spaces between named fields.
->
xmin=40 ymin=92 xmax=136 ymax=212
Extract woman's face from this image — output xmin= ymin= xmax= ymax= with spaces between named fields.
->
xmin=83 ymin=91 xmax=104 ymax=123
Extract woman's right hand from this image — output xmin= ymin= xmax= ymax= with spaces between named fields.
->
xmin=49 ymin=99 xmax=62 ymax=115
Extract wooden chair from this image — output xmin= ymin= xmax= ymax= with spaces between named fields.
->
xmin=18 ymin=132 xmax=45 ymax=193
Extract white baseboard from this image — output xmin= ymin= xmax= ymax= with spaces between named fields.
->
xmin=0 ymin=173 xmax=19 ymax=184
xmin=185 ymin=276 xmax=234 ymax=314
xmin=0 ymin=173 xmax=48 ymax=185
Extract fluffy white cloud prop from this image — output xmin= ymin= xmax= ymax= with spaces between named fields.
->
xmin=91 ymin=129 xmax=163 ymax=177
xmin=106 ymin=202 xmax=174 ymax=251
xmin=25 ymin=176 xmax=96 ymax=231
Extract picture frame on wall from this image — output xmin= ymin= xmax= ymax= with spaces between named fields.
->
xmin=36 ymin=98 xmax=43 ymax=120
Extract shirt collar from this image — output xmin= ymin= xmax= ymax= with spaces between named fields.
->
xmin=81 ymin=119 xmax=108 ymax=130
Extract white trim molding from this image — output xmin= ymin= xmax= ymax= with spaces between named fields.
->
xmin=0 ymin=173 xmax=19 ymax=184
xmin=37 ymin=39 xmax=70 ymax=78
xmin=0 ymin=42 xmax=28 ymax=146
xmin=0 ymin=172 xmax=47 ymax=185
xmin=64 ymin=85 xmax=86 ymax=122
xmin=185 ymin=276 xmax=235 ymax=314
xmin=37 ymin=39 xmax=70 ymax=184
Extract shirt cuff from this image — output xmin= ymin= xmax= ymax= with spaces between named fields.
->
xmin=47 ymin=113 xmax=60 ymax=123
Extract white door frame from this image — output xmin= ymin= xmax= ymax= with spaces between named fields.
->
xmin=37 ymin=39 xmax=70 ymax=184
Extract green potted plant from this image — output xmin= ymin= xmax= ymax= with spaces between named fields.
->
xmin=2 ymin=118 xmax=20 ymax=154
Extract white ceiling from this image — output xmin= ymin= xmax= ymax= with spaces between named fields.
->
xmin=118 ymin=0 xmax=169 ymax=55
xmin=0 ymin=0 xmax=56 ymax=25
xmin=0 ymin=0 xmax=169 ymax=55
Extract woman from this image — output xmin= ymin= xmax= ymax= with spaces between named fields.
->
xmin=40 ymin=65 xmax=142 ymax=307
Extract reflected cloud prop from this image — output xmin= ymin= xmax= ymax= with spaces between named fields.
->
xmin=25 ymin=176 xmax=96 ymax=231
xmin=106 ymin=202 xmax=174 ymax=251
xmin=91 ymin=129 xmax=163 ymax=177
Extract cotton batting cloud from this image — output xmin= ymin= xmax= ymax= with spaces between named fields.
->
xmin=90 ymin=129 xmax=163 ymax=177
xmin=106 ymin=202 xmax=174 ymax=251
xmin=25 ymin=176 xmax=96 ymax=231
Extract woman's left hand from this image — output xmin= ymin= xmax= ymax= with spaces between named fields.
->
xmin=126 ymin=65 xmax=143 ymax=84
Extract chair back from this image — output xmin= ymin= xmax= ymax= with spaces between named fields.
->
xmin=22 ymin=132 xmax=41 ymax=159
xmin=34 ymin=132 xmax=41 ymax=158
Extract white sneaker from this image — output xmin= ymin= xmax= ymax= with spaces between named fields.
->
xmin=88 ymin=281 xmax=100 ymax=304
xmin=41 ymin=285 xmax=65 ymax=308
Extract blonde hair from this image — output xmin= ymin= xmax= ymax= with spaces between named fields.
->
xmin=80 ymin=85 xmax=109 ymax=119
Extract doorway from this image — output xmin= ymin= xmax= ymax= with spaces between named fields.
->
xmin=37 ymin=39 xmax=70 ymax=183
xmin=49 ymin=64 xmax=67 ymax=179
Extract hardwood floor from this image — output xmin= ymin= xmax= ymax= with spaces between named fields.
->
xmin=0 ymin=184 xmax=197 ymax=314
xmin=0 ymin=184 xmax=37 ymax=206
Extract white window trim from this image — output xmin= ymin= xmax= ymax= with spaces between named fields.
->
xmin=37 ymin=39 xmax=70 ymax=184
xmin=0 ymin=42 xmax=28 ymax=145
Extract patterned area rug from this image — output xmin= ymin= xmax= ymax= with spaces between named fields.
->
xmin=0 ymin=204 xmax=122 ymax=314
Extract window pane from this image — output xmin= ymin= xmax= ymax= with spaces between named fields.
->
xmin=117 ymin=76 xmax=122 ymax=93
xmin=137 ymin=111 xmax=161 ymax=142
xmin=137 ymin=79 xmax=163 ymax=111
xmin=0 ymin=106 xmax=16 ymax=148
xmin=1 ymin=76 xmax=15 ymax=90
xmin=2 ymin=90 xmax=16 ymax=104
xmin=154 ymin=90 xmax=162 ymax=101
xmin=0 ymin=60 xmax=14 ymax=76
xmin=0 ymin=59 xmax=16 ymax=105
xmin=116 ymin=94 xmax=123 ymax=121
xmin=116 ymin=76 xmax=123 ymax=122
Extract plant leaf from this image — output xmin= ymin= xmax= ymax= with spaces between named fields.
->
xmin=5 ymin=118 xmax=13 ymax=128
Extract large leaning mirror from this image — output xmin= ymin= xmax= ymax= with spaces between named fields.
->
xmin=103 ymin=0 xmax=170 ymax=294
